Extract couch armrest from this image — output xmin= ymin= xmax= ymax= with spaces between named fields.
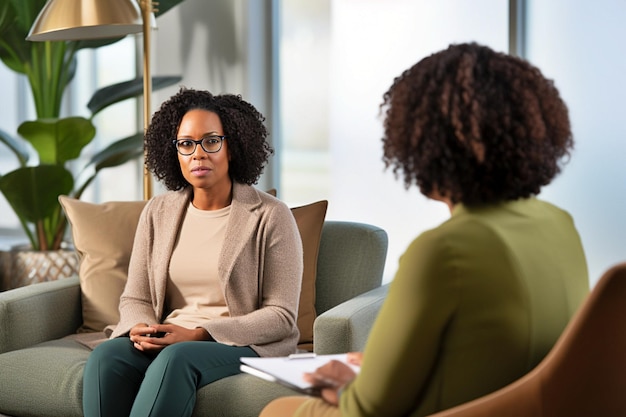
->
xmin=313 ymin=283 xmax=389 ymax=355
xmin=0 ymin=276 xmax=82 ymax=354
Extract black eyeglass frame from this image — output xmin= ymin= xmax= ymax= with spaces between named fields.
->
xmin=172 ymin=136 xmax=227 ymax=155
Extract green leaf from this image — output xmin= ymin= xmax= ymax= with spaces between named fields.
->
xmin=0 ymin=1 xmax=11 ymax=31
xmin=0 ymin=127 xmax=30 ymax=166
xmin=87 ymin=75 xmax=183 ymax=116
xmin=0 ymin=165 xmax=73 ymax=223
xmin=17 ymin=117 xmax=96 ymax=165
xmin=91 ymin=133 xmax=144 ymax=170
xmin=10 ymin=0 xmax=48 ymax=33
xmin=74 ymin=133 xmax=144 ymax=199
xmin=0 ymin=0 xmax=46 ymax=73
xmin=155 ymin=0 xmax=187 ymax=17
xmin=75 ymin=37 xmax=125 ymax=52
xmin=0 ymin=25 xmax=29 ymax=74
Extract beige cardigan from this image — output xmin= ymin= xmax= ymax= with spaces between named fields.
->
xmin=108 ymin=183 xmax=304 ymax=357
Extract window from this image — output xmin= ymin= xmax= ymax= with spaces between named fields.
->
xmin=279 ymin=0 xmax=508 ymax=282
xmin=525 ymin=0 xmax=626 ymax=284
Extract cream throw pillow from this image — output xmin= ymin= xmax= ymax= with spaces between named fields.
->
xmin=59 ymin=195 xmax=327 ymax=348
xmin=59 ymin=196 xmax=146 ymax=332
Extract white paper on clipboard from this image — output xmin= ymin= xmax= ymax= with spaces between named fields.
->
xmin=240 ymin=353 xmax=359 ymax=394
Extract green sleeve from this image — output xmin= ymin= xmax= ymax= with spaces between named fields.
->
xmin=341 ymin=228 xmax=459 ymax=416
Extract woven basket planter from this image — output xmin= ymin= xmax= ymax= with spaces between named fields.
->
xmin=0 ymin=246 xmax=79 ymax=291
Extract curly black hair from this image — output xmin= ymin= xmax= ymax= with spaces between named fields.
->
xmin=381 ymin=42 xmax=573 ymax=206
xmin=145 ymin=87 xmax=273 ymax=190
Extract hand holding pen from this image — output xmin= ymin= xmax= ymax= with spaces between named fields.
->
xmin=302 ymin=352 xmax=363 ymax=405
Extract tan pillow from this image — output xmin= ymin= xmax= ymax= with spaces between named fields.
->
xmin=291 ymin=200 xmax=328 ymax=350
xmin=59 ymin=195 xmax=327 ymax=348
xmin=59 ymin=196 xmax=147 ymax=332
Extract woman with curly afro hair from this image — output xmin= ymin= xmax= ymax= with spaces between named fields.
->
xmin=261 ymin=43 xmax=588 ymax=417
xmin=83 ymin=88 xmax=304 ymax=417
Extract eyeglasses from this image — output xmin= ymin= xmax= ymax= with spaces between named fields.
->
xmin=172 ymin=135 xmax=227 ymax=155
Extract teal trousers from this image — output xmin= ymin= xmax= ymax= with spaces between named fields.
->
xmin=82 ymin=337 xmax=258 ymax=417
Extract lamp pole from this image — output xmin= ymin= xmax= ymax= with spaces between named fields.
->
xmin=141 ymin=0 xmax=154 ymax=200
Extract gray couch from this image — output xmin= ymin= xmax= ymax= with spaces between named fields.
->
xmin=0 ymin=221 xmax=390 ymax=417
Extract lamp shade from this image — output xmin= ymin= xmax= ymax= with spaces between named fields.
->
xmin=27 ymin=0 xmax=156 ymax=41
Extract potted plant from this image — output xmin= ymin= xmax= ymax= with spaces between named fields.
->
xmin=0 ymin=0 xmax=185 ymax=288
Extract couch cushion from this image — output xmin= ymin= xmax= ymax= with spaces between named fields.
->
xmin=59 ymin=195 xmax=327 ymax=347
xmin=0 ymin=337 xmax=91 ymax=417
xmin=291 ymin=200 xmax=327 ymax=349
xmin=0 ymin=335 xmax=300 ymax=417
xmin=193 ymin=373 xmax=300 ymax=417
xmin=59 ymin=196 xmax=146 ymax=332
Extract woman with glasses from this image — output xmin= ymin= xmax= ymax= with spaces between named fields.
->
xmin=82 ymin=87 xmax=304 ymax=417
xmin=260 ymin=42 xmax=589 ymax=417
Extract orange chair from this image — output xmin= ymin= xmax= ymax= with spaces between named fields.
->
xmin=427 ymin=262 xmax=626 ymax=417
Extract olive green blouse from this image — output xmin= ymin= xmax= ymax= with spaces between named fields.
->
xmin=299 ymin=197 xmax=589 ymax=417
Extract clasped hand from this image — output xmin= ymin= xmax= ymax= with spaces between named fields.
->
xmin=302 ymin=352 xmax=363 ymax=406
xmin=129 ymin=323 xmax=210 ymax=352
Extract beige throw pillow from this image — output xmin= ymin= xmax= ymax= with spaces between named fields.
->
xmin=59 ymin=196 xmax=147 ymax=332
xmin=291 ymin=200 xmax=328 ymax=350
xmin=59 ymin=195 xmax=327 ymax=349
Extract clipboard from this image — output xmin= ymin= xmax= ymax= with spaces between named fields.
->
xmin=239 ymin=353 xmax=359 ymax=395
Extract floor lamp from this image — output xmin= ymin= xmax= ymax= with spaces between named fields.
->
xmin=27 ymin=0 xmax=157 ymax=200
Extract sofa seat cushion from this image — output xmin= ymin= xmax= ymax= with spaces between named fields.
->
xmin=0 ymin=337 xmax=91 ymax=417
xmin=0 ymin=335 xmax=302 ymax=417
xmin=193 ymin=374 xmax=302 ymax=417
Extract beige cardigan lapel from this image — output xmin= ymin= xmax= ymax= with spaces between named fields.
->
xmin=151 ymin=189 xmax=192 ymax=317
xmin=218 ymin=183 xmax=263 ymax=288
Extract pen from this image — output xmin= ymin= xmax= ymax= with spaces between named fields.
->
xmin=288 ymin=353 xmax=316 ymax=359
